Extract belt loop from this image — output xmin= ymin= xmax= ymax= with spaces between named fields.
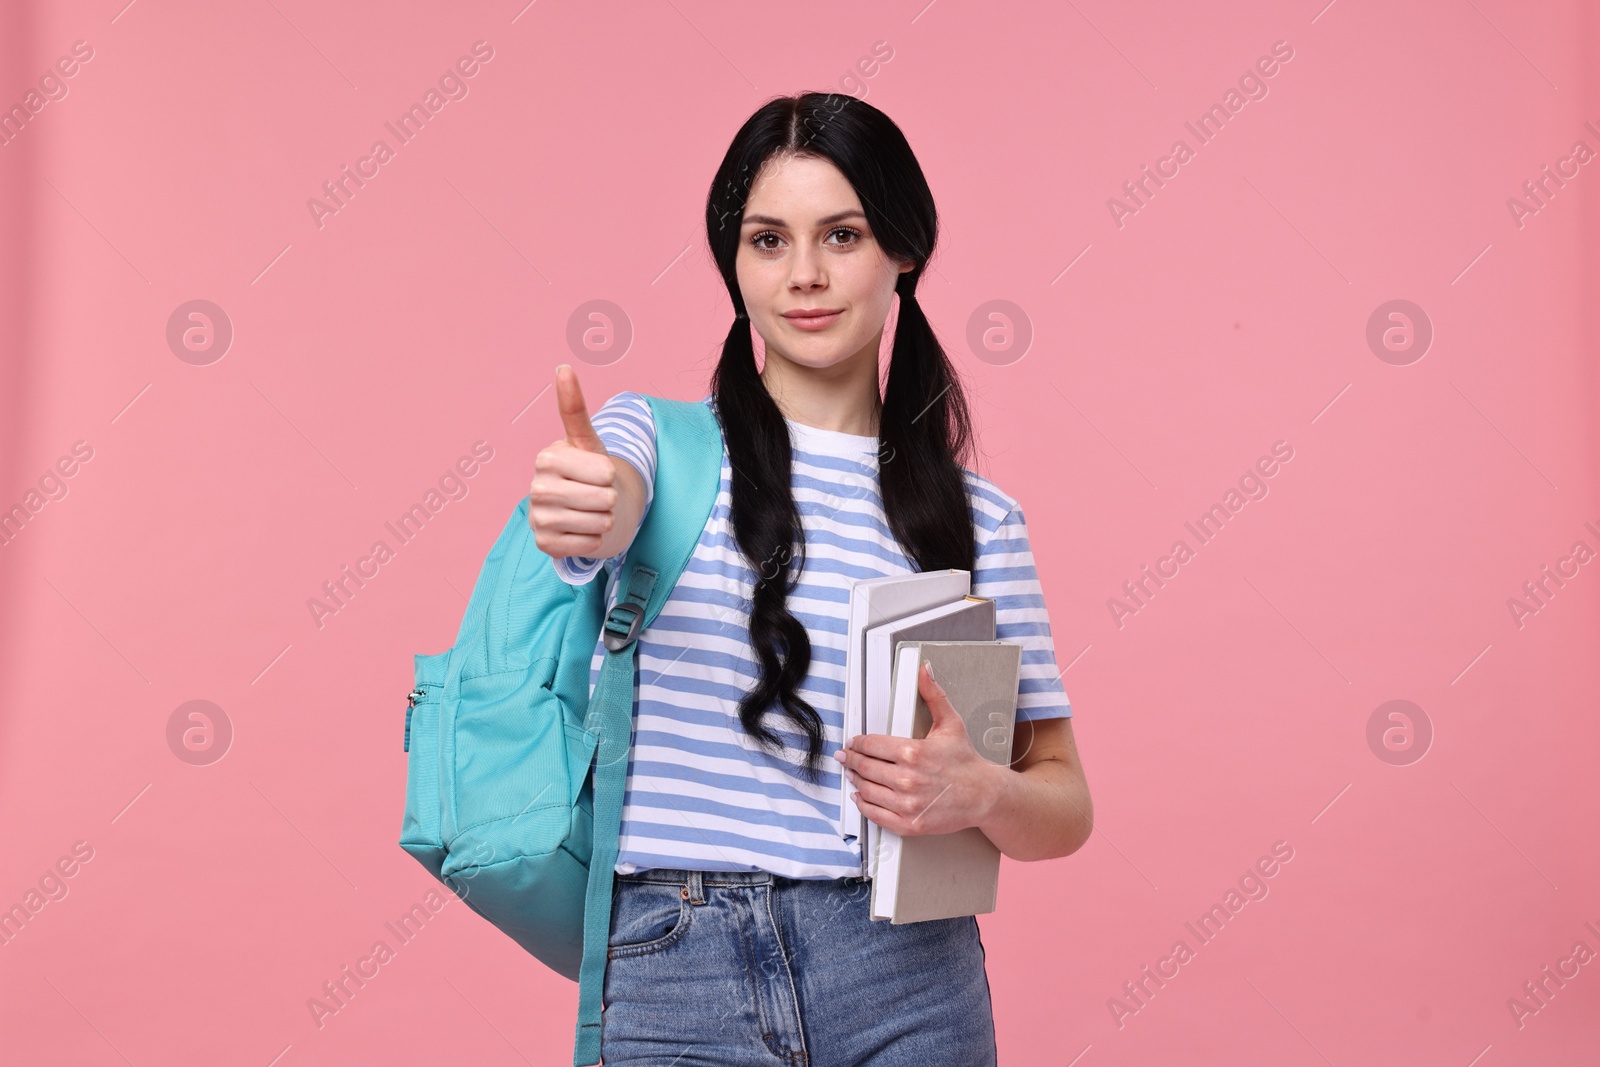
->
xmin=687 ymin=869 xmax=705 ymax=904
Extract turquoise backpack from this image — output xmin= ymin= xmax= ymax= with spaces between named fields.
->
xmin=399 ymin=395 xmax=723 ymax=1067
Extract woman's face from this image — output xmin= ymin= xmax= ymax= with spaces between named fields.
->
xmin=736 ymin=153 xmax=912 ymax=378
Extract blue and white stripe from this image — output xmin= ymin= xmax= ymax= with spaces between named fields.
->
xmin=553 ymin=391 xmax=1072 ymax=879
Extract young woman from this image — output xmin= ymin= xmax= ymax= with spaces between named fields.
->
xmin=528 ymin=92 xmax=1092 ymax=1066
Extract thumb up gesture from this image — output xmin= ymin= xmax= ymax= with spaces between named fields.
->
xmin=529 ymin=364 xmax=643 ymax=560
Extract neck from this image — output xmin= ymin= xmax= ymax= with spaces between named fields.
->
xmin=758 ymin=338 xmax=883 ymax=437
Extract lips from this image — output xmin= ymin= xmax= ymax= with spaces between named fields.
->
xmin=782 ymin=308 xmax=844 ymax=329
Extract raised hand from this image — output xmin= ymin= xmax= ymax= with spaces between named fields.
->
xmin=528 ymin=364 xmax=620 ymax=559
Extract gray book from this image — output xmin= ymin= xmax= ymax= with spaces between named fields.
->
xmin=861 ymin=597 xmax=996 ymax=880
xmin=869 ymin=640 xmax=1023 ymax=924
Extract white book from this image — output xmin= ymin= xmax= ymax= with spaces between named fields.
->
xmin=870 ymin=640 xmax=1023 ymax=924
xmin=839 ymin=570 xmax=971 ymax=853
xmin=867 ymin=645 xmax=923 ymax=901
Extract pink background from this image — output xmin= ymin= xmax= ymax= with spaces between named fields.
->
xmin=2 ymin=1 xmax=1598 ymax=1063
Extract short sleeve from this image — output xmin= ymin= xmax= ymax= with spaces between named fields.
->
xmin=549 ymin=390 xmax=659 ymax=586
xmin=971 ymin=503 xmax=1072 ymax=722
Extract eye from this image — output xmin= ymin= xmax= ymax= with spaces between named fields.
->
xmin=747 ymin=226 xmax=865 ymax=253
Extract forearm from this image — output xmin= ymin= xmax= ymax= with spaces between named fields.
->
xmin=976 ymin=758 xmax=1093 ymax=863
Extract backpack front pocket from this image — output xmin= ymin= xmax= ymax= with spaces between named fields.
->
xmin=447 ymin=660 xmax=572 ymax=855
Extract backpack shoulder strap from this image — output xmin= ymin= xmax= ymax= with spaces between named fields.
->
xmin=626 ymin=394 xmax=722 ymax=618
xmin=571 ymin=392 xmax=722 ymax=1067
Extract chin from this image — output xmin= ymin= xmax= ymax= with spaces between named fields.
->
xmin=783 ymin=338 xmax=865 ymax=366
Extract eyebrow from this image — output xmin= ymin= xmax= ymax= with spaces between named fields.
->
xmin=741 ymin=210 xmax=866 ymax=228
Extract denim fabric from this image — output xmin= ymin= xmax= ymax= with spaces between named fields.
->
xmin=599 ymin=868 xmax=998 ymax=1066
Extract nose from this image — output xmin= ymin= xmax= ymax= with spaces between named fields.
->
xmin=788 ymin=241 xmax=827 ymax=290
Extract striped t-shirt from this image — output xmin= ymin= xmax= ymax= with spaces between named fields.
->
xmin=552 ymin=391 xmax=1072 ymax=880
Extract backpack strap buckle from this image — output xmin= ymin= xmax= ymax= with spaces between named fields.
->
xmin=601 ymin=601 xmax=644 ymax=651
xmin=601 ymin=564 xmax=659 ymax=652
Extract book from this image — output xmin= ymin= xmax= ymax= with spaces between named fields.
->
xmin=869 ymin=639 xmax=1023 ymax=924
xmin=861 ymin=596 xmax=996 ymax=880
xmin=839 ymin=570 xmax=972 ymax=850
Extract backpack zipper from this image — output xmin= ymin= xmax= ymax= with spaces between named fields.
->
xmin=404 ymin=686 xmax=427 ymax=752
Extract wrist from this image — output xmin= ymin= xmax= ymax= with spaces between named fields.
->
xmin=972 ymin=758 xmax=1014 ymax=832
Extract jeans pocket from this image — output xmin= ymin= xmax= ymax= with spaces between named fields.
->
xmin=607 ymin=882 xmax=693 ymax=959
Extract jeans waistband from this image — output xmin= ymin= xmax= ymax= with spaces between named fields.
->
xmin=618 ymin=867 xmax=776 ymax=890
xmin=617 ymin=867 xmax=869 ymax=897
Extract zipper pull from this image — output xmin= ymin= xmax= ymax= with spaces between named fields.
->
xmin=404 ymin=687 xmax=426 ymax=752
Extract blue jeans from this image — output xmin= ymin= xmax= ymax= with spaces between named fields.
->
xmin=600 ymin=868 xmax=998 ymax=1066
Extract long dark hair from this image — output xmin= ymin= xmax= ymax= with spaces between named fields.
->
xmin=704 ymin=92 xmax=977 ymax=784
